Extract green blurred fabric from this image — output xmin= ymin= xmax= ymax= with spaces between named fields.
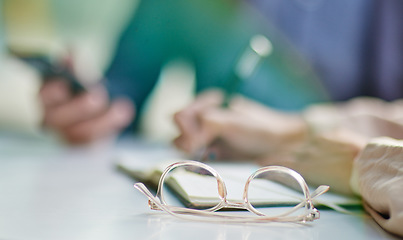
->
xmin=106 ymin=0 xmax=330 ymax=131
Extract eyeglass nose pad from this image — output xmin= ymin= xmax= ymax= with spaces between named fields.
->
xmin=305 ymin=208 xmax=320 ymax=221
xmin=149 ymin=199 xmax=160 ymax=210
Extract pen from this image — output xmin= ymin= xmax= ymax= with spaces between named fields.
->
xmin=222 ymin=34 xmax=273 ymax=108
xmin=11 ymin=51 xmax=86 ymax=95
xmin=197 ymin=34 xmax=273 ymax=161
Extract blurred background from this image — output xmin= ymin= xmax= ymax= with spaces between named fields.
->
xmin=3 ymin=0 xmax=137 ymax=75
xmin=0 ymin=0 xmax=332 ymax=143
xmin=0 ymin=0 xmax=195 ymax=141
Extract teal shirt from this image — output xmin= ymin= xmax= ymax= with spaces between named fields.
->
xmin=106 ymin=0 xmax=329 ymax=131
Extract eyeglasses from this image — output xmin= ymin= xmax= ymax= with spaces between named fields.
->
xmin=134 ymin=160 xmax=329 ymax=223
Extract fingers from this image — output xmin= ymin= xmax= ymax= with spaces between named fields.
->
xmin=59 ymin=99 xmax=134 ymax=144
xmin=174 ymin=101 xmax=265 ymax=159
xmin=200 ymin=108 xmax=273 ymax=159
xmin=231 ymin=96 xmax=295 ymax=125
xmin=43 ymin=86 xmax=108 ymax=129
xmin=173 ymin=90 xmax=224 ymax=154
xmin=173 ymin=91 xmax=307 ymax=161
xmin=40 ymin=80 xmax=135 ymax=144
xmin=173 ymin=90 xmax=270 ymax=157
xmin=39 ymin=80 xmax=72 ymax=109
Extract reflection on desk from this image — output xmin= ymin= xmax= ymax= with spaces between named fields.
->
xmin=0 ymin=134 xmax=399 ymax=240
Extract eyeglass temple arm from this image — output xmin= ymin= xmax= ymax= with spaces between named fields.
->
xmin=270 ymin=185 xmax=330 ymax=221
xmin=134 ymin=182 xmax=330 ymax=223
xmin=311 ymin=185 xmax=330 ymax=199
xmin=133 ymin=183 xmax=171 ymax=212
xmin=134 ymin=182 xmax=220 ymax=217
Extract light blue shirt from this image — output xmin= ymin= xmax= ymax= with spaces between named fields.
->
xmin=248 ymin=0 xmax=403 ymax=101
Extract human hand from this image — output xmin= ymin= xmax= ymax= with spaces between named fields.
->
xmin=173 ymin=89 xmax=307 ymax=160
xmin=39 ymin=80 xmax=134 ymax=144
xmin=256 ymin=129 xmax=366 ymax=195
xmin=351 ymin=137 xmax=403 ymax=237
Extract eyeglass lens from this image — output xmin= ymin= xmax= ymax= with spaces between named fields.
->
xmin=158 ymin=163 xmax=225 ymax=211
xmin=246 ymin=168 xmax=309 ymax=217
xmin=158 ymin=162 xmax=312 ymax=218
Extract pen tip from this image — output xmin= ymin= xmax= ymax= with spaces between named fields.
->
xmin=250 ymin=35 xmax=273 ymax=57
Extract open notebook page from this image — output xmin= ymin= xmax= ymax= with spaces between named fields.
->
xmin=116 ymin=158 xmax=361 ymax=209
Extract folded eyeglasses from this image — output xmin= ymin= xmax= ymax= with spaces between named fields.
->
xmin=134 ymin=160 xmax=329 ymax=223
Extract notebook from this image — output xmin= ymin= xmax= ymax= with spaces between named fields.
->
xmin=116 ymin=157 xmax=362 ymax=210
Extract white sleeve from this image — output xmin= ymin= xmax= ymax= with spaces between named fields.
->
xmin=351 ymin=137 xmax=403 ymax=237
xmin=0 ymin=56 xmax=43 ymax=135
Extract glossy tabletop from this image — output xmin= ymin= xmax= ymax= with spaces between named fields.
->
xmin=0 ymin=134 xmax=399 ymax=240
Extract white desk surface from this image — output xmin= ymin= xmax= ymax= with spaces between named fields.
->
xmin=0 ymin=134 xmax=399 ymax=240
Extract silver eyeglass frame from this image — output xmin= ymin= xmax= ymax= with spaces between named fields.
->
xmin=134 ymin=160 xmax=329 ymax=223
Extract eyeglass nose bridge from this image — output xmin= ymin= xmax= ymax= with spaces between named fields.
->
xmin=308 ymin=208 xmax=320 ymax=221
xmin=223 ymin=199 xmax=249 ymax=210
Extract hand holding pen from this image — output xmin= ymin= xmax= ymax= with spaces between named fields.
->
xmin=174 ymin=35 xmax=275 ymax=160
xmin=173 ymin=89 xmax=307 ymax=162
xmin=28 ymin=52 xmax=135 ymax=144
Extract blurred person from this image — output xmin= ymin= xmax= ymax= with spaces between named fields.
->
xmin=40 ymin=0 xmax=330 ymax=143
xmin=174 ymin=91 xmax=403 ymax=193
xmin=173 ymin=0 xmax=403 ymax=193
xmin=247 ymin=0 xmax=403 ymax=102
xmin=174 ymin=91 xmax=403 ymax=236
xmin=173 ymin=0 xmax=403 ymax=236
xmin=41 ymin=0 xmax=403 ymax=145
